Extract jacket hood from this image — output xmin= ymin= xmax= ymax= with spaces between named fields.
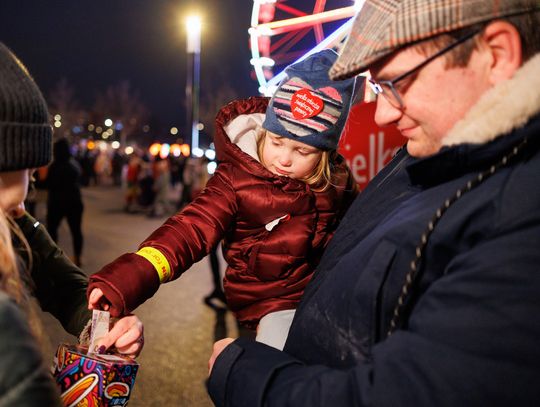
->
xmin=214 ymin=97 xmax=274 ymax=179
xmin=442 ymin=53 xmax=540 ymax=147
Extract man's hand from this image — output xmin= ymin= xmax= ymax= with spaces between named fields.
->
xmin=98 ymin=315 xmax=144 ymax=358
xmin=208 ymin=338 xmax=235 ymax=374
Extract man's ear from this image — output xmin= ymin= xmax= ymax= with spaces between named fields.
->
xmin=481 ymin=20 xmax=523 ymax=85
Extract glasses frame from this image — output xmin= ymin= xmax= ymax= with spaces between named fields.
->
xmin=368 ymin=29 xmax=481 ymax=109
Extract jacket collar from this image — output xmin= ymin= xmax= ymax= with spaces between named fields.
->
xmin=442 ymin=53 xmax=540 ymax=147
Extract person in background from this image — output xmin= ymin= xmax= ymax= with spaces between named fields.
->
xmin=77 ymin=148 xmax=97 ymax=187
xmin=88 ymin=49 xmax=358 ymax=350
xmin=124 ymin=153 xmax=141 ymax=213
xmin=111 ymin=149 xmax=125 ymax=186
xmin=207 ymin=0 xmax=540 ymax=405
xmin=137 ymin=154 xmax=155 ymax=212
xmin=148 ymin=157 xmax=172 ymax=217
xmin=0 ymin=41 xmax=144 ymax=375
xmin=94 ymin=149 xmax=112 ymax=186
xmin=46 ymin=137 xmax=84 ymax=267
xmin=177 ymin=155 xmax=199 ymax=209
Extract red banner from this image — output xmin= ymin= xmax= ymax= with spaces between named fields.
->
xmin=338 ymin=102 xmax=404 ymax=190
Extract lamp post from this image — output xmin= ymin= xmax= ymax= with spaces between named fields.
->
xmin=185 ymin=15 xmax=201 ymax=155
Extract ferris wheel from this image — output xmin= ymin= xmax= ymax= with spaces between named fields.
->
xmin=249 ymin=0 xmax=364 ymax=95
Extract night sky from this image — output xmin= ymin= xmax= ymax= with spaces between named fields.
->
xmin=0 ymin=0 xmax=259 ymax=137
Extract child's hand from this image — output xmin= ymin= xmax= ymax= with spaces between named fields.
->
xmin=88 ymin=288 xmax=111 ymax=311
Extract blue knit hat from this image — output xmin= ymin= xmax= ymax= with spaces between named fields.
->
xmin=263 ymin=49 xmax=356 ymax=151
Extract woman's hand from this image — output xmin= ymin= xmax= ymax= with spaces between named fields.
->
xmin=208 ymin=338 xmax=235 ymax=375
xmin=99 ymin=314 xmax=144 ymax=358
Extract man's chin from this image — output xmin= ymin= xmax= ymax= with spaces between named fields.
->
xmin=406 ymin=141 xmax=438 ymax=159
xmin=405 ymin=141 xmax=420 ymax=158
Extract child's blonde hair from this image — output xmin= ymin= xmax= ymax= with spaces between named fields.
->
xmin=257 ymin=128 xmax=338 ymax=192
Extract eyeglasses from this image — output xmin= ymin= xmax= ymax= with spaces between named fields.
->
xmin=368 ymin=30 xmax=480 ymax=109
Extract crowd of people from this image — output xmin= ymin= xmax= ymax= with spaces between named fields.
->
xmin=1 ymin=0 xmax=540 ymax=405
xmin=121 ymin=153 xmax=211 ymax=216
xmin=28 ymin=136 xmax=210 ymax=219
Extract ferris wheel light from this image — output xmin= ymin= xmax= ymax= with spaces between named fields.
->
xmin=250 ymin=57 xmax=275 ymax=67
xmin=251 ymin=2 xmax=359 ymax=96
xmin=255 ymin=7 xmax=356 ymax=36
xmin=254 ymin=26 xmax=273 ymax=36
xmin=259 ymin=84 xmax=279 ymax=97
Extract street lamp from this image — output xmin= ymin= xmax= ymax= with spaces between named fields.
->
xmin=185 ymin=15 xmax=201 ymax=155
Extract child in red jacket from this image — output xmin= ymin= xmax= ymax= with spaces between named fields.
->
xmin=88 ymin=49 xmax=358 ymax=349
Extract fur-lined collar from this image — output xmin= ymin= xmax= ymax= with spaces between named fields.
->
xmin=442 ymin=53 xmax=540 ymax=147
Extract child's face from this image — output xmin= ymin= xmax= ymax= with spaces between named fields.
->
xmin=262 ymin=131 xmax=322 ymax=180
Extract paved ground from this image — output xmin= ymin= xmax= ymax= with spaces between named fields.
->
xmin=37 ymin=185 xmax=244 ymax=406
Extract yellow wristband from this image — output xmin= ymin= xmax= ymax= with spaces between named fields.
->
xmin=135 ymin=247 xmax=172 ymax=283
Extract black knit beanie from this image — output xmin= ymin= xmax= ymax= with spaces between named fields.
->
xmin=0 ymin=42 xmax=52 ymax=171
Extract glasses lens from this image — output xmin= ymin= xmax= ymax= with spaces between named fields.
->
xmin=368 ymin=79 xmax=404 ymax=109
xmin=379 ymin=82 xmax=403 ymax=109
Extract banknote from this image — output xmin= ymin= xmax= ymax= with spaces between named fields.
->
xmin=88 ymin=309 xmax=110 ymax=354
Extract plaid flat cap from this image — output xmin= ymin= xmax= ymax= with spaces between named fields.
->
xmin=330 ymin=0 xmax=540 ymax=80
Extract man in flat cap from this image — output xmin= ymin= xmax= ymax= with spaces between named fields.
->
xmin=207 ymin=1 xmax=540 ymax=406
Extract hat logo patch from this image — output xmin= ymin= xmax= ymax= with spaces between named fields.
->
xmin=291 ymin=89 xmax=324 ymax=120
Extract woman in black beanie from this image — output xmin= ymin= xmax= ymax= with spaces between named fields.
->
xmin=0 ymin=42 xmax=144 ymax=404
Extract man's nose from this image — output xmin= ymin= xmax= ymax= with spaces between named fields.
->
xmin=374 ymin=96 xmax=402 ymax=127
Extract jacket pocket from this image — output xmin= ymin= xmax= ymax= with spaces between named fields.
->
xmin=247 ymin=233 xmax=268 ymax=273
xmin=247 ymin=215 xmax=292 ymax=280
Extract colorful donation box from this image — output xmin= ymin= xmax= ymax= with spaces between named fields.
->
xmin=53 ymin=343 xmax=139 ymax=407
xmin=338 ymin=102 xmax=404 ymax=190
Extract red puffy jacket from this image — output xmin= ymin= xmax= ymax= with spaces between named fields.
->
xmin=88 ymin=97 xmax=357 ymax=328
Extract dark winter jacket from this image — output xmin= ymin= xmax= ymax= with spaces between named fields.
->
xmin=15 ymin=212 xmax=90 ymax=336
xmin=207 ymin=55 xmax=540 ymax=405
xmin=0 ymin=212 xmax=89 ymax=404
xmin=88 ymin=97 xmax=357 ymax=327
xmin=0 ymin=292 xmax=62 ymax=406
